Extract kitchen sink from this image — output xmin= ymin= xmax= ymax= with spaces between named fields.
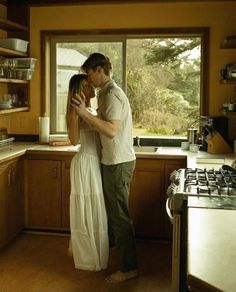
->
xmin=133 ymin=146 xmax=158 ymax=153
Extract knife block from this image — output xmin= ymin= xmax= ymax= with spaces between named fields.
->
xmin=206 ymin=132 xmax=233 ymax=154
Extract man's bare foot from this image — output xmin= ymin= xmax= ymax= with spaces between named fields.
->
xmin=105 ymin=269 xmax=138 ymax=283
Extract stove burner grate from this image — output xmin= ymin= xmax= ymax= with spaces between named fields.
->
xmin=184 ymin=167 xmax=236 ymax=197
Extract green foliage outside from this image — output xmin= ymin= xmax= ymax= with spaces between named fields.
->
xmin=126 ymin=38 xmax=201 ymax=136
xmin=58 ymin=37 xmax=201 ymax=136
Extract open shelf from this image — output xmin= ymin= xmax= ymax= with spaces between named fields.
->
xmin=0 ymin=15 xmax=30 ymax=115
xmin=220 ymin=35 xmax=236 ymax=49
xmin=0 ymin=78 xmax=28 ymax=84
xmin=0 ymin=16 xmax=28 ymax=32
xmin=0 ymin=106 xmax=29 ymax=114
xmin=220 ymin=78 xmax=236 ymax=84
xmin=222 ymin=110 xmax=236 ymax=116
xmin=0 ymin=47 xmax=28 ymax=57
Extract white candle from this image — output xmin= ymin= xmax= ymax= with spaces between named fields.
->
xmin=39 ymin=116 xmax=50 ymax=143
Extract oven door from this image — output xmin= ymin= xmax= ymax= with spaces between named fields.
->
xmin=166 ymin=197 xmax=188 ymax=292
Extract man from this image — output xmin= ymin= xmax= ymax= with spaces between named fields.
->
xmin=72 ymin=53 xmax=138 ymax=283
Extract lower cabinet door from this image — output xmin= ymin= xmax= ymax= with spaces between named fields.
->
xmin=130 ymin=169 xmax=162 ymax=238
xmin=7 ymin=159 xmax=25 ymax=240
xmin=62 ymin=165 xmax=70 ymax=229
xmin=0 ymin=158 xmax=25 ymax=248
xmin=27 ymin=159 xmax=62 ymax=228
xmin=0 ymin=162 xmax=9 ymax=247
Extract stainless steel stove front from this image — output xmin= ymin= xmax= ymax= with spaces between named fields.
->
xmin=166 ymin=167 xmax=236 ymax=292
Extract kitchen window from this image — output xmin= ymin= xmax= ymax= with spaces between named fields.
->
xmin=42 ymin=28 xmax=209 ymax=137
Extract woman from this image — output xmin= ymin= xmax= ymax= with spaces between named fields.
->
xmin=66 ymin=74 xmax=109 ymax=271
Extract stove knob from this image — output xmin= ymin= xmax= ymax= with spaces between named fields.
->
xmin=170 ymin=170 xmax=177 ymax=181
xmin=169 ymin=170 xmax=180 ymax=184
xmin=167 ymin=183 xmax=177 ymax=197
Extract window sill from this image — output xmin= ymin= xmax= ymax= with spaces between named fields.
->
xmin=133 ymin=136 xmax=187 ymax=147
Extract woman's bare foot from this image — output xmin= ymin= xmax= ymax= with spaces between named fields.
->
xmin=105 ymin=269 xmax=138 ymax=283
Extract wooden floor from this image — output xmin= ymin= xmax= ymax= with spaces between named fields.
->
xmin=0 ymin=233 xmax=172 ymax=292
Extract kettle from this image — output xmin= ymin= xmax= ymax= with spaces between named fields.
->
xmin=187 ymin=127 xmax=197 ymax=144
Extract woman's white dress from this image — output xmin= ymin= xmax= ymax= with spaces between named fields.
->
xmin=70 ymin=120 xmax=109 ymax=271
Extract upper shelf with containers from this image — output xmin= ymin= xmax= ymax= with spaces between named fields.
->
xmin=220 ymin=35 xmax=236 ymax=85
xmin=0 ymin=16 xmax=36 ymax=115
xmin=0 ymin=16 xmax=28 ymax=32
xmin=220 ymin=35 xmax=236 ymax=49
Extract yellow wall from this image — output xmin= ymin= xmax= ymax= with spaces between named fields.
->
xmin=6 ymin=2 xmax=236 ymax=134
xmin=0 ymin=4 xmax=7 ymax=129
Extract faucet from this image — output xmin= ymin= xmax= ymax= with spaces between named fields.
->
xmin=136 ymin=136 xmax=140 ymax=147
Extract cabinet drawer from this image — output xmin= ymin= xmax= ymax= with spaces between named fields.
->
xmin=135 ymin=158 xmax=163 ymax=171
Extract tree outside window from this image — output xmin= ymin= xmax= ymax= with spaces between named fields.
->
xmin=53 ymin=36 xmax=201 ymax=137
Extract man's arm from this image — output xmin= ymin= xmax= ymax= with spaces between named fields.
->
xmin=71 ymin=96 xmax=120 ymax=139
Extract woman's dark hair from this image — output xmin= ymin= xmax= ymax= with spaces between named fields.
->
xmin=68 ymin=73 xmax=87 ymax=96
xmin=66 ymin=74 xmax=87 ymax=128
xmin=81 ymin=53 xmax=112 ymax=76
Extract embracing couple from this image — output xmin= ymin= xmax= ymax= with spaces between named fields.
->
xmin=66 ymin=53 xmax=138 ymax=283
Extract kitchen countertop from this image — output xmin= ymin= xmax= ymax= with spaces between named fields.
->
xmin=0 ymin=142 xmax=79 ymax=163
xmin=0 ymin=142 xmax=236 ymax=167
xmin=187 ymin=208 xmax=236 ymax=292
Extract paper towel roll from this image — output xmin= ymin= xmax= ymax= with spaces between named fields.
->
xmin=39 ymin=116 xmax=50 ymax=143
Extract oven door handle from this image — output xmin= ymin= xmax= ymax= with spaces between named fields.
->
xmin=166 ymin=197 xmax=174 ymax=224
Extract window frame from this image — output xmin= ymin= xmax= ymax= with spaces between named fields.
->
xmin=41 ymin=27 xmax=209 ymax=134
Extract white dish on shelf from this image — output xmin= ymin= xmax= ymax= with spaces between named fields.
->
xmin=0 ymin=101 xmax=13 ymax=109
xmin=0 ymin=38 xmax=29 ymax=53
xmin=0 ymin=106 xmax=13 ymax=110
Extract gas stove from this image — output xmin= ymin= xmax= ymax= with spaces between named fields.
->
xmin=167 ymin=167 xmax=236 ymax=210
xmin=166 ymin=166 xmax=236 ymax=292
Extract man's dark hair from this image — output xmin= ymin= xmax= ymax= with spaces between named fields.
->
xmin=81 ymin=53 xmax=112 ymax=76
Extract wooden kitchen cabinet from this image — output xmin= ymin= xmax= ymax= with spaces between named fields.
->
xmin=0 ymin=161 xmax=8 ymax=247
xmin=129 ymin=156 xmax=187 ymax=239
xmin=27 ymin=159 xmax=62 ymax=228
xmin=62 ymin=159 xmax=71 ymax=229
xmin=25 ymin=153 xmax=73 ymax=230
xmin=24 ymin=152 xmax=186 ymax=238
xmin=130 ymin=159 xmax=163 ymax=238
xmin=0 ymin=157 xmax=24 ymax=249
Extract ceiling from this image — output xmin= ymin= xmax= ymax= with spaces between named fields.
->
xmin=6 ymin=0 xmax=236 ymax=5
